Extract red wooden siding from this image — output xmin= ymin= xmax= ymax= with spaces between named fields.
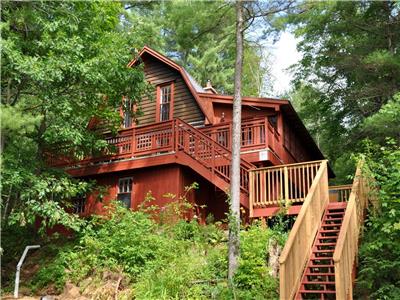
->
xmin=136 ymin=54 xmax=205 ymax=126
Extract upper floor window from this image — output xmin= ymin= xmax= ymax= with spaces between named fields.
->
xmin=157 ymin=83 xmax=174 ymax=122
xmin=122 ymin=98 xmax=134 ymax=128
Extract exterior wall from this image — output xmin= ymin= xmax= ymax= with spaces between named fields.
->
xmin=212 ymin=103 xmax=276 ymax=124
xmin=180 ymin=167 xmax=228 ymax=222
xmin=84 ymin=165 xmax=182 ymax=215
xmin=81 ymin=164 xmax=228 ymax=223
xmin=136 ymin=54 xmax=205 ymax=126
xmin=283 ymin=118 xmax=313 ymax=163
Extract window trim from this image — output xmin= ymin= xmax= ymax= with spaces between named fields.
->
xmin=121 ymin=97 xmax=134 ymax=129
xmin=72 ymin=197 xmax=86 ymax=215
xmin=117 ymin=177 xmax=133 ymax=208
xmin=156 ymin=82 xmax=174 ymax=122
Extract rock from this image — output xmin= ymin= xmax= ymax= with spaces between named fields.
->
xmin=58 ymin=282 xmax=81 ymax=299
xmin=268 ymin=238 xmax=282 ymax=278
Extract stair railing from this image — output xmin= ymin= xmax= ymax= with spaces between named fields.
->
xmin=333 ymin=160 xmax=377 ymax=299
xmin=174 ymin=119 xmax=254 ymax=193
xmin=249 ymin=160 xmax=323 ymax=217
xmin=279 ymin=160 xmax=329 ymax=300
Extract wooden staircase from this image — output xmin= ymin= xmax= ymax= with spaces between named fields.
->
xmin=279 ymin=160 xmax=377 ymax=300
xmin=296 ymin=202 xmax=347 ymax=299
xmin=174 ymin=119 xmax=254 ymax=206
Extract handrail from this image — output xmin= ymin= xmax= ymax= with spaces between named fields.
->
xmin=49 ymin=119 xmax=255 ymax=195
xmin=175 ymin=119 xmax=254 ymax=193
xmin=333 ymin=160 xmax=376 ymax=299
xmin=279 ymin=160 xmax=329 ymax=300
xmin=249 ymin=160 xmax=323 ymax=213
xmin=329 ymin=184 xmax=352 ymax=202
xmin=200 ymin=117 xmax=281 ymax=156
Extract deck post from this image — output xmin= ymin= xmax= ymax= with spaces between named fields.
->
xmin=131 ymin=127 xmax=136 ymax=157
xmin=284 ymin=166 xmax=289 ymax=206
xmin=264 ymin=118 xmax=268 ymax=149
xmin=249 ymin=171 xmax=254 ymax=217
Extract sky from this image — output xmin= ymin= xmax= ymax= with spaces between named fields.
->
xmin=268 ymin=31 xmax=302 ymax=97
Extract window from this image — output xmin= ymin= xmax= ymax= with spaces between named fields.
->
xmin=157 ymin=83 xmax=174 ymax=122
xmin=122 ymin=98 xmax=134 ymax=128
xmin=117 ymin=177 xmax=132 ymax=208
xmin=73 ymin=197 xmax=86 ymax=214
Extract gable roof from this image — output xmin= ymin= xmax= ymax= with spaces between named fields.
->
xmin=128 ymin=46 xmax=331 ymax=174
xmin=128 ymin=46 xmax=213 ymax=123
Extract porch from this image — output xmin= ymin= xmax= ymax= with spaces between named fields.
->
xmin=50 ymin=117 xmax=284 ymax=169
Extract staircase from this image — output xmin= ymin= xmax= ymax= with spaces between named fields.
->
xmin=279 ymin=160 xmax=377 ymax=300
xmin=174 ymin=119 xmax=254 ymax=206
xmin=296 ymin=202 xmax=347 ymax=299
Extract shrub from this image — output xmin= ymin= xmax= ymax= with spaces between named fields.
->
xmin=354 ymin=140 xmax=400 ymax=298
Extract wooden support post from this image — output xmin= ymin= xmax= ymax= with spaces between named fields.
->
xmin=249 ymin=171 xmax=254 ymax=218
xmin=260 ymin=217 xmax=267 ymax=228
xmin=284 ymin=166 xmax=289 ymax=207
xmin=131 ymin=128 xmax=136 ymax=158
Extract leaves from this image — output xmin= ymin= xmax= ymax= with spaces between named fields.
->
xmin=1 ymin=1 xmax=147 ymax=229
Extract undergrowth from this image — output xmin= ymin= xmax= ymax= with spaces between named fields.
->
xmin=3 ymin=196 xmax=287 ymax=299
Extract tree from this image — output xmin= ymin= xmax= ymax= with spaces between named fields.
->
xmin=124 ymin=1 xmax=273 ymax=96
xmin=287 ymin=1 xmax=400 ymax=159
xmin=228 ymin=0 xmax=244 ymax=282
xmin=1 ymin=2 xmax=148 ymax=229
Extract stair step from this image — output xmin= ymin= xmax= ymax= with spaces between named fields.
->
xmin=322 ymin=224 xmax=342 ymax=227
xmin=312 ymin=254 xmax=334 ymax=259
xmin=315 ymin=242 xmax=337 ymax=246
xmin=320 ymin=229 xmax=340 ymax=233
xmin=323 ymin=217 xmax=344 ymax=221
xmin=303 ymin=281 xmax=335 ymax=285
xmin=327 ymin=202 xmax=347 ymax=209
xmin=325 ymin=213 xmax=344 ymax=217
xmin=308 ymin=264 xmax=334 ymax=268
xmin=305 ymin=272 xmax=335 ymax=276
xmin=313 ymin=249 xmax=335 ymax=252
xmin=299 ymin=290 xmax=336 ymax=294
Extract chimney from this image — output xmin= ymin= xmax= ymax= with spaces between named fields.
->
xmin=203 ymin=80 xmax=217 ymax=94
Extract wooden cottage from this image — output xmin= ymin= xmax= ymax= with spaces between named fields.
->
xmin=51 ymin=46 xmax=376 ymax=299
xmin=53 ymin=46 xmax=328 ymax=220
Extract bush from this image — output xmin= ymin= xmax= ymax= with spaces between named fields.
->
xmin=354 ymin=140 xmax=400 ymax=299
xmin=24 ymin=200 xmax=285 ymax=299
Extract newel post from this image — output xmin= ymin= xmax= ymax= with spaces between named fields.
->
xmin=284 ymin=166 xmax=289 ymax=206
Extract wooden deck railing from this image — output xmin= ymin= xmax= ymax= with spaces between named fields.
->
xmin=200 ymin=117 xmax=281 ymax=157
xmin=249 ymin=160 xmax=323 ymax=216
xmin=50 ymin=119 xmax=255 ymax=193
xmin=279 ymin=160 xmax=329 ymax=300
xmin=329 ymin=184 xmax=352 ymax=202
xmin=175 ymin=119 xmax=254 ymax=192
xmin=333 ymin=161 xmax=377 ymax=299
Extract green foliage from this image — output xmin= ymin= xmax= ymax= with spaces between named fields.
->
xmin=234 ymin=224 xmax=279 ymax=299
xmin=354 ymin=140 xmax=400 ymax=298
xmin=1 ymin=1 xmax=148 ymax=230
xmin=286 ymin=1 xmax=400 ymax=180
xmin=21 ymin=201 xmax=284 ymax=299
xmin=125 ymin=1 xmax=273 ymax=96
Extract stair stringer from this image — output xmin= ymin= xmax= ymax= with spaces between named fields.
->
xmin=176 ymin=151 xmax=249 ymax=208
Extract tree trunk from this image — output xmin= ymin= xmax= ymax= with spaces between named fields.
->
xmin=228 ymin=0 xmax=244 ymax=282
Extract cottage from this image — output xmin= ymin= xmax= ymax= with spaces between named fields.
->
xmin=50 ymin=46 xmax=375 ymax=299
